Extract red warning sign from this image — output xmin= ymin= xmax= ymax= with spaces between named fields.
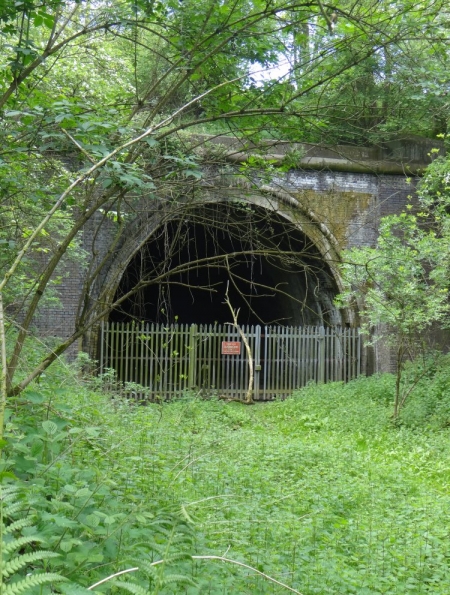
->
xmin=221 ymin=341 xmax=241 ymax=355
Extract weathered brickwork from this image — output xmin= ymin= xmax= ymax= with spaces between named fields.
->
xmin=35 ymin=142 xmax=434 ymax=373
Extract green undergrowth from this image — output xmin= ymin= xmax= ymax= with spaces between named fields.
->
xmin=2 ymin=367 xmax=450 ymax=594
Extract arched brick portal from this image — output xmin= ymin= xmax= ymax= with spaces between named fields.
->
xmin=80 ymin=166 xmax=404 ymax=364
xmin=96 ymin=192 xmax=349 ymax=330
xmin=35 ymin=137 xmax=437 ymax=372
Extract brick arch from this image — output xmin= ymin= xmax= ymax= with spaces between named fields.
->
xmin=88 ymin=188 xmax=357 ymax=333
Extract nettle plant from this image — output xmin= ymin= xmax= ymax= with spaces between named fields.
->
xmin=0 ymin=384 xmax=308 ymax=595
xmin=0 ymin=390 xmax=199 ymax=595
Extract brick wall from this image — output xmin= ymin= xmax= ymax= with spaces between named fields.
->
xmin=34 ymin=166 xmax=422 ymax=371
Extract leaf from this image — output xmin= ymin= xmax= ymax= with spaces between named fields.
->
xmin=4 ymin=111 xmax=24 ymax=118
xmin=59 ymin=540 xmax=74 ymax=553
xmin=3 ymin=572 xmax=66 ymax=595
xmin=3 ymin=535 xmax=45 ymax=555
xmin=145 ymin=137 xmax=159 ymax=147
xmin=3 ymin=517 xmax=32 ymax=535
xmin=2 ymin=550 xmax=60 ymax=578
xmin=25 ymin=391 xmax=45 ymax=404
xmin=85 ymin=427 xmax=100 ymax=438
xmin=85 ymin=514 xmax=100 ymax=528
xmin=42 ymin=14 xmax=55 ymax=29
xmin=42 ymin=420 xmax=58 ymax=435
xmin=50 ymin=515 xmax=78 ymax=529
xmin=111 ymin=580 xmax=149 ymax=595
xmin=102 ymin=177 xmax=113 ymax=189
xmin=161 ymin=573 xmax=197 ymax=587
xmin=183 ymin=169 xmax=202 ymax=179
xmin=58 ymin=583 xmax=93 ymax=595
xmin=74 ymin=487 xmax=92 ymax=499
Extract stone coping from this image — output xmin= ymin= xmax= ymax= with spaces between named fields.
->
xmin=192 ymin=134 xmax=445 ymax=175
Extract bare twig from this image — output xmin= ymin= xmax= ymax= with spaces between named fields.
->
xmin=192 ymin=555 xmax=304 ymax=595
xmin=224 ymin=279 xmax=254 ymax=404
xmin=87 ymin=556 xmax=304 ymax=594
xmin=88 ymin=567 xmax=139 ymax=590
xmin=0 ymin=293 xmax=7 ymax=446
xmin=61 ymin=128 xmax=97 ymax=164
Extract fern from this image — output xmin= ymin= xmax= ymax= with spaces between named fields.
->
xmin=0 ymin=486 xmax=20 ymax=503
xmin=2 ymin=535 xmax=45 ymax=555
xmin=154 ymin=552 xmax=192 ymax=565
xmin=0 ymin=483 xmax=67 ymax=595
xmin=2 ymin=517 xmax=34 ymax=535
xmin=112 ymin=567 xmax=197 ymax=594
xmin=58 ymin=583 xmax=94 ymax=595
xmin=1 ymin=503 xmax=24 ymax=519
xmin=2 ymin=550 xmax=60 ymax=578
xmin=157 ymin=573 xmax=196 ymax=587
xmin=2 ymin=572 xmax=67 ymax=595
xmin=104 ymin=513 xmax=198 ymax=595
xmin=137 ymin=559 xmax=165 ymax=576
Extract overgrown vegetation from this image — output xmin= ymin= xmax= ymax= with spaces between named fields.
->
xmin=2 ymin=0 xmax=450 ymax=404
xmin=2 ymin=362 xmax=450 ymax=594
xmin=337 ymin=210 xmax=450 ymax=418
xmin=336 ymin=141 xmax=450 ymax=419
xmin=3 ymin=0 xmax=450 ymax=592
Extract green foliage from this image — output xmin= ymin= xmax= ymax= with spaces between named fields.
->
xmin=2 ymin=0 xmax=450 ymax=585
xmin=0 ymin=484 xmax=68 ymax=594
xmin=0 ymin=379 xmax=199 ymax=593
xmin=2 ymin=0 xmax=450 ymax=400
xmin=337 ymin=210 xmax=450 ymax=416
xmin=398 ymin=354 xmax=450 ymax=429
xmin=338 ymin=212 xmax=450 ymax=339
xmin=418 ymin=150 xmax=450 ymax=212
xmin=336 ymin=140 xmax=450 ymax=420
xmin=2 ymin=367 xmax=450 ymax=593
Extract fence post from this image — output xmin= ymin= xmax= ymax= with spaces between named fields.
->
xmin=318 ymin=326 xmax=325 ymax=384
xmin=253 ymin=325 xmax=261 ymax=400
xmin=188 ymin=324 xmax=198 ymax=390
xmin=99 ymin=321 xmax=105 ymax=375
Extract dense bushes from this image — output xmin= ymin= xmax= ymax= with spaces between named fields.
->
xmin=399 ymin=355 xmax=450 ymax=429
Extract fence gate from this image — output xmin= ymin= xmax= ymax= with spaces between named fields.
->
xmin=99 ymin=322 xmax=361 ymax=400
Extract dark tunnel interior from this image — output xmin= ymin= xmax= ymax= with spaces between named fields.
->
xmin=110 ymin=202 xmax=342 ymax=326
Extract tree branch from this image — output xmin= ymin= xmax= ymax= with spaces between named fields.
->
xmin=224 ymin=279 xmax=254 ymax=404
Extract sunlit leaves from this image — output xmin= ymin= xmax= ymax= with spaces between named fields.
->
xmin=338 ymin=212 xmax=450 ymax=337
xmin=337 ymin=207 xmax=450 ymax=416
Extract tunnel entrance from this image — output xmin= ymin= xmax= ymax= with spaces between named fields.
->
xmin=110 ymin=202 xmax=342 ymax=327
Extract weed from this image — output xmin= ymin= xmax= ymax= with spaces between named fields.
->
xmin=3 ymin=367 xmax=450 ymax=593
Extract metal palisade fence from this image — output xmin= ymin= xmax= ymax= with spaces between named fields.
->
xmin=99 ymin=322 xmax=362 ymax=401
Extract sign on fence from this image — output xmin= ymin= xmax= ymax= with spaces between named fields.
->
xmin=222 ymin=341 xmax=241 ymax=355
xmin=99 ymin=322 xmax=361 ymax=401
